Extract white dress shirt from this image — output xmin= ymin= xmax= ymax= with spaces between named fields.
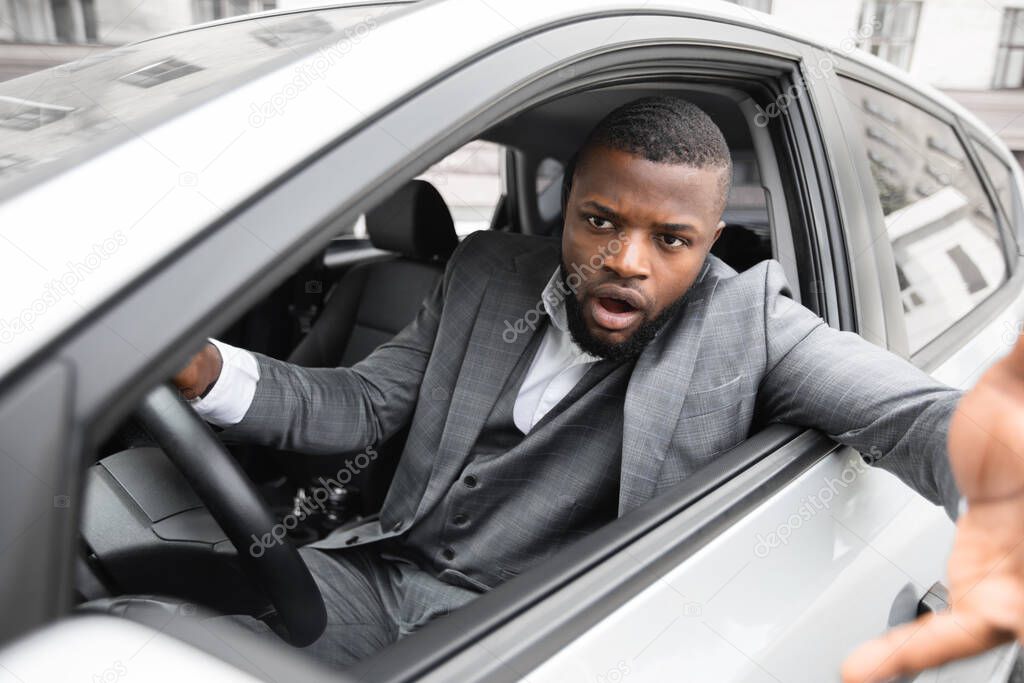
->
xmin=191 ymin=269 xmax=602 ymax=434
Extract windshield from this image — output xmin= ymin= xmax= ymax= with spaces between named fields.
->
xmin=0 ymin=3 xmax=404 ymax=186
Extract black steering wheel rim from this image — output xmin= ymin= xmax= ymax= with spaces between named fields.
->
xmin=135 ymin=383 xmax=327 ymax=647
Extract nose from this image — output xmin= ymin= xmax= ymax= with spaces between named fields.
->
xmin=601 ymin=232 xmax=650 ymax=280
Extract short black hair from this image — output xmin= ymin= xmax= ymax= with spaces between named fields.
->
xmin=561 ymin=96 xmax=733 ymax=217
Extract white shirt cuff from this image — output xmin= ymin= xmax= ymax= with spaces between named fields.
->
xmin=188 ymin=338 xmax=259 ymax=427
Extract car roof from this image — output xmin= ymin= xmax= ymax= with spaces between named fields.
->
xmin=0 ymin=0 xmax=1007 ymax=380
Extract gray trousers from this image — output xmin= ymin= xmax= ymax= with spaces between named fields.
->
xmin=212 ymin=545 xmax=480 ymax=669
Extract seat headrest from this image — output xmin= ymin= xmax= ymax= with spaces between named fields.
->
xmin=365 ymin=180 xmax=458 ymax=261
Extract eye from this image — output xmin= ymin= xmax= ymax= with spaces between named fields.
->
xmin=586 ymin=215 xmax=614 ymax=230
xmin=660 ymin=234 xmax=690 ymax=249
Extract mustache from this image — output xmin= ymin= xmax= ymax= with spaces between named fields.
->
xmin=559 ymin=265 xmax=652 ymax=314
xmin=588 ymin=281 xmax=650 ymax=312
xmin=560 ymin=270 xmax=689 ymax=362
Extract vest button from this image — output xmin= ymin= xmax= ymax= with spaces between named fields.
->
xmin=452 ymin=513 xmax=469 ymax=526
xmin=442 ymin=547 xmax=456 ymax=561
xmin=463 ymin=475 xmax=478 ymax=488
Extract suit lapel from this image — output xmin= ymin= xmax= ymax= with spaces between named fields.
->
xmin=618 ymin=261 xmax=718 ymax=516
xmin=415 ymin=243 xmax=558 ymax=519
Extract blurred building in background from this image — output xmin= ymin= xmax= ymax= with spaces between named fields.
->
xmin=1 ymin=0 xmax=1023 ymax=163
xmin=729 ymin=0 xmax=1024 ymax=165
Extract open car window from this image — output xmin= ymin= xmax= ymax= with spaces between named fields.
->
xmin=76 ymin=75 xmax=795 ymax=670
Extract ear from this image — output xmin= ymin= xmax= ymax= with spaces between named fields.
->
xmin=709 ymin=220 xmax=725 ymax=247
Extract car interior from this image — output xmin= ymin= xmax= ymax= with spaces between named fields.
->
xmin=77 ymin=83 xmax=780 ymax=658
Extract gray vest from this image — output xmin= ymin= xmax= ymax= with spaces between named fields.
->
xmin=388 ymin=321 xmax=634 ymax=591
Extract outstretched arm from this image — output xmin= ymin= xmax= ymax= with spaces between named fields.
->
xmin=756 ymin=261 xmax=962 ymax=518
xmin=841 ymin=332 xmax=1024 ymax=682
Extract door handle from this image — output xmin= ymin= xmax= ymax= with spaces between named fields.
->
xmin=917 ymin=581 xmax=950 ymax=616
xmin=889 ymin=580 xmax=950 ymax=628
xmin=881 ymin=582 xmax=952 ymax=683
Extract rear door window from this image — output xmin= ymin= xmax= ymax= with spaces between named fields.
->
xmin=838 ymin=77 xmax=1010 ymax=354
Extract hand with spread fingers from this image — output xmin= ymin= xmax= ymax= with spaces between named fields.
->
xmin=842 ymin=333 xmax=1024 ymax=683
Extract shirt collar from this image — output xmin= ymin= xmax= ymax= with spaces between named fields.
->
xmin=540 ymin=268 xmax=571 ymax=331
xmin=540 ymin=268 xmax=602 ymax=362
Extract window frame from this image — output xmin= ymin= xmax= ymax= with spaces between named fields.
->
xmin=829 ymin=57 xmax=1023 ymax=370
xmin=967 ymin=130 xmax=1024 ymax=257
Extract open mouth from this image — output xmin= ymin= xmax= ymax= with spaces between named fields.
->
xmin=597 ymin=297 xmax=637 ymax=314
xmin=589 ymin=290 xmax=645 ymax=332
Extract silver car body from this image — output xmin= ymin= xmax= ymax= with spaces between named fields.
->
xmin=1 ymin=1 xmax=1021 ymax=681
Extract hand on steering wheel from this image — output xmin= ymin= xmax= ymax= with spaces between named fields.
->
xmin=136 ymin=384 xmax=327 ymax=647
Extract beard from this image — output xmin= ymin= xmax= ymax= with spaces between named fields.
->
xmin=561 ymin=264 xmax=689 ymax=362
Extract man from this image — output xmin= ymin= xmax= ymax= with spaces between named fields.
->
xmin=175 ymin=96 xmax=1024 ymax=680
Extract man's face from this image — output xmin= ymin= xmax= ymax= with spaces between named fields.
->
xmin=560 ymin=145 xmax=726 ymax=359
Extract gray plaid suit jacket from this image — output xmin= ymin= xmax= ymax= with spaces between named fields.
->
xmin=218 ymin=231 xmax=962 ymax=550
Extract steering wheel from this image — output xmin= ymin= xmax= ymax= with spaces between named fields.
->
xmin=134 ymin=383 xmax=327 ymax=647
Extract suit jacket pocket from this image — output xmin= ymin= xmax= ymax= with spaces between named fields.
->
xmin=680 ymin=374 xmax=743 ymax=418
